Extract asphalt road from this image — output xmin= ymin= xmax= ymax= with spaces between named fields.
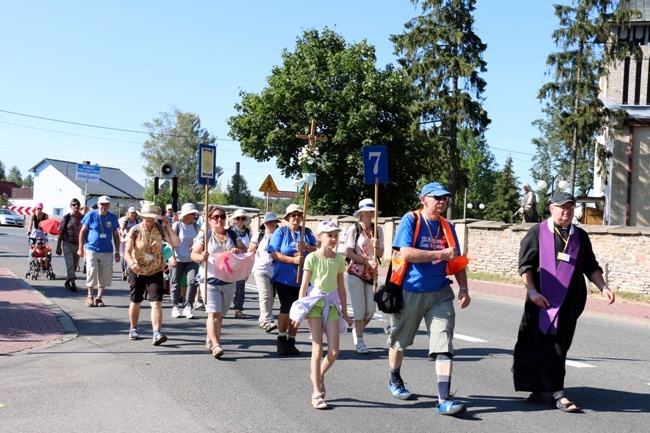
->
xmin=0 ymin=225 xmax=648 ymax=432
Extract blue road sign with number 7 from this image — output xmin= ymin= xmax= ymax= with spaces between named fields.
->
xmin=363 ymin=146 xmax=388 ymax=184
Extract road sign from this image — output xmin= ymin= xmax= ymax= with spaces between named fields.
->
xmin=197 ymin=144 xmax=216 ymax=186
xmin=259 ymin=175 xmax=279 ymax=193
xmin=267 ymin=190 xmax=296 ymax=199
xmin=76 ymin=164 xmax=101 ymax=183
xmin=363 ymin=146 xmax=388 ymax=184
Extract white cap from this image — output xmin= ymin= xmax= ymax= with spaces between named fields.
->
xmin=317 ymin=220 xmax=341 ymax=235
xmin=98 ymin=195 xmax=110 ymax=204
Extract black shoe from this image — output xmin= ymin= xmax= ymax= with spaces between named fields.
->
xmin=276 ymin=336 xmax=289 ymax=356
xmin=70 ymin=281 xmax=77 ymax=292
xmin=64 ymin=279 xmax=71 ymax=290
xmin=286 ymin=337 xmax=300 ymax=356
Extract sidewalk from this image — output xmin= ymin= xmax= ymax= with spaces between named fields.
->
xmin=1 ymin=266 xmax=648 ymax=356
xmin=0 ymin=267 xmax=77 ymax=355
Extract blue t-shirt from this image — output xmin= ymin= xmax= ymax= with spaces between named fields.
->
xmin=81 ymin=210 xmax=119 ymax=253
xmin=268 ymin=225 xmax=317 ymax=287
xmin=392 ymin=212 xmax=460 ymax=292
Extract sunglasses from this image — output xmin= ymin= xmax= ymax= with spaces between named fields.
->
xmin=210 ymin=214 xmax=227 ymax=221
xmin=70 ymin=203 xmax=80 ymax=207
xmin=430 ymin=195 xmax=448 ymax=202
xmin=234 ymin=217 xmax=247 ymax=221
xmin=288 ymin=213 xmax=303 ymax=218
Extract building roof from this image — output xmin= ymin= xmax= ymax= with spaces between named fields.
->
xmin=618 ymin=0 xmax=650 ymax=22
xmin=0 ymin=181 xmax=20 ymax=197
xmin=29 ymin=159 xmax=145 ymax=200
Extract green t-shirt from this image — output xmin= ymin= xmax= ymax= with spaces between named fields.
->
xmin=304 ymin=251 xmax=346 ymax=293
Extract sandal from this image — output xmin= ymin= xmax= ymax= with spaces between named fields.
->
xmin=206 ymin=341 xmax=214 ymax=352
xmin=310 ymin=375 xmax=325 ymax=398
xmin=311 ymin=393 xmax=328 ymax=410
xmin=234 ymin=309 xmax=247 ymax=319
xmin=95 ymin=298 xmax=105 ymax=307
xmin=85 ymin=296 xmax=95 ymax=307
xmin=212 ymin=345 xmax=224 ymax=359
xmin=553 ymin=394 xmax=581 ymax=413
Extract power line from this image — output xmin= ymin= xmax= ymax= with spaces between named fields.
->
xmin=0 ymin=108 xmax=236 ymax=141
xmin=0 ymin=120 xmax=145 ymax=144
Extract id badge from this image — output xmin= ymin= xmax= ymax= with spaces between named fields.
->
xmin=145 ymin=254 xmax=153 ymax=261
xmin=99 ymin=233 xmax=107 ymax=239
xmin=557 ymin=252 xmax=571 ymax=262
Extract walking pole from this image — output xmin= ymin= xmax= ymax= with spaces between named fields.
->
xmin=373 ymin=176 xmax=379 ymax=293
xmin=295 ymin=182 xmax=310 ymax=283
xmin=201 ymin=184 xmax=209 ymax=307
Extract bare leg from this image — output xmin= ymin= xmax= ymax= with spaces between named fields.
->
xmin=207 ymin=312 xmax=223 ymax=347
xmin=129 ymin=302 xmax=141 ymax=328
xmin=308 ymin=317 xmax=324 ymax=396
xmin=150 ymin=301 xmax=163 ymax=331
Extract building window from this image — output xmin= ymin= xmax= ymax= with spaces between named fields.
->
xmin=53 ymin=208 xmax=63 ymax=217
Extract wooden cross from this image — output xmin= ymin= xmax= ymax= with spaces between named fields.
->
xmin=296 ymin=119 xmax=328 ymax=149
xmin=294 ymin=119 xmax=327 ymax=282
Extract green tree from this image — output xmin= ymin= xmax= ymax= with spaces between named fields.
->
xmin=225 ymin=173 xmax=255 ymax=208
xmin=392 ymin=0 xmax=490 ymax=219
xmin=455 ymin=130 xmax=497 ymax=218
xmin=485 ymin=157 xmax=519 ymax=223
xmin=0 ymin=160 xmax=6 ymax=180
xmin=536 ymin=0 xmax=640 ymax=195
xmin=6 ymin=166 xmax=23 ymax=185
xmin=22 ymin=174 xmax=33 ymax=188
xmin=228 ymin=28 xmax=422 ymax=216
xmin=142 ymin=107 xmax=223 ymax=205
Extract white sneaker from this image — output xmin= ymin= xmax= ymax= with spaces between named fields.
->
xmin=171 ymin=305 xmax=181 ymax=318
xmin=194 ymin=301 xmax=205 ymax=311
xmin=183 ymin=304 xmax=194 ymax=319
xmin=356 ymin=341 xmax=369 ymax=354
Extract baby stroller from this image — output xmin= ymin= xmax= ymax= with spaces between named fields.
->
xmin=26 ymin=230 xmax=56 ymax=280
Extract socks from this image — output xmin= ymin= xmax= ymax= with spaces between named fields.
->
xmin=278 ymin=332 xmax=287 ymax=338
xmin=436 ymin=354 xmax=452 ymax=401
xmin=390 ymin=366 xmax=402 ymax=384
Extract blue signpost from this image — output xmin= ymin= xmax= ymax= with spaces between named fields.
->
xmin=362 ymin=145 xmax=388 ymax=292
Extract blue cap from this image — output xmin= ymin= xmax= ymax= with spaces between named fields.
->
xmin=420 ymin=182 xmax=452 ymax=198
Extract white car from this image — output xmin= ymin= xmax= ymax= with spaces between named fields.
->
xmin=0 ymin=209 xmax=24 ymax=227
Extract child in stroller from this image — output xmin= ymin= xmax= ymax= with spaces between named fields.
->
xmin=26 ymin=232 xmax=55 ymax=280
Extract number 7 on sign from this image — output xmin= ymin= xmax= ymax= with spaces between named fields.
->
xmin=363 ymin=146 xmax=388 ymax=184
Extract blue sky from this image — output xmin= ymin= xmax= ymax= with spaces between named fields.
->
xmin=0 ymin=1 xmax=558 ymax=199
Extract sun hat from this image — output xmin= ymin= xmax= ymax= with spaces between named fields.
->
xmin=317 ymin=220 xmax=342 ymax=235
xmin=263 ymin=212 xmax=281 ymax=224
xmin=230 ymin=208 xmax=251 ymax=225
xmin=97 ymin=195 xmax=111 ymax=204
xmin=178 ymin=203 xmax=200 ymax=219
xmin=140 ymin=201 xmax=161 ymax=219
xmin=353 ymin=198 xmax=380 ymax=217
xmin=419 ymin=182 xmax=452 ymax=198
xmin=284 ymin=204 xmax=304 ymax=221
xmin=551 ymin=191 xmax=576 ymax=206
xmin=165 ymin=204 xmax=173 ymax=211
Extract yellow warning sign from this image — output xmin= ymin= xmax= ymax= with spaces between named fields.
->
xmin=259 ymin=174 xmax=279 ymax=193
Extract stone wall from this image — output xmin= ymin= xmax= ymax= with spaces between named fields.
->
xmin=465 ymin=221 xmax=650 ymax=295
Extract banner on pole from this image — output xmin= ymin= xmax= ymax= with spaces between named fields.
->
xmin=198 ymin=144 xmax=217 ymax=186
xmin=363 ymin=146 xmax=388 ymax=184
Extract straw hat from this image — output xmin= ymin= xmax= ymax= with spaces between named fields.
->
xmin=284 ymin=204 xmax=304 ymax=221
xmin=230 ymin=209 xmax=251 ymax=225
xmin=140 ymin=202 xmax=161 ymax=219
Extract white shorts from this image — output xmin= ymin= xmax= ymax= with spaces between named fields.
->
xmin=85 ymin=250 xmax=114 ymax=288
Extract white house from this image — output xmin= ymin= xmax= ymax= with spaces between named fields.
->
xmin=25 ymin=159 xmax=145 ymax=218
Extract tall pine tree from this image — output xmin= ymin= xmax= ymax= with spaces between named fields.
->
xmin=392 ymin=0 xmax=490 ymax=218
xmin=485 ymin=157 xmax=519 ymax=223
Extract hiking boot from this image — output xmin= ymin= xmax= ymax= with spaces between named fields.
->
xmin=276 ymin=335 xmax=289 ymax=356
xmin=286 ymin=337 xmax=300 ymax=356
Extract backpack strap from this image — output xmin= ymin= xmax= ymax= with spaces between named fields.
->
xmin=61 ymin=213 xmax=72 ymax=241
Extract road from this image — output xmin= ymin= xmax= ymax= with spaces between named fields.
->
xmin=0 ymin=225 xmax=648 ymax=432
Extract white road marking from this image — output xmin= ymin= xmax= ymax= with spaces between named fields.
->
xmin=565 ymin=359 xmax=595 ymax=368
xmin=454 ymin=333 xmax=488 ymax=343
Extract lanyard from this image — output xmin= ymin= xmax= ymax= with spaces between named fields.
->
xmin=422 ymin=218 xmax=441 ymax=251
xmin=553 ymin=226 xmax=570 ymax=252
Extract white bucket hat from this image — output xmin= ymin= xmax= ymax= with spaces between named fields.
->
xmin=178 ymin=203 xmax=200 ymax=219
xmin=230 ymin=209 xmax=251 ymax=225
xmin=284 ymin=204 xmax=304 ymax=221
xmin=353 ymin=198 xmax=379 ymax=217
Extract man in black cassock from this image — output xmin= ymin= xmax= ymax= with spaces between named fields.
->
xmin=512 ymin=192 xmax=615 ymax=412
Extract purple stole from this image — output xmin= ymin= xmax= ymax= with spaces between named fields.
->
xmin=538 ymin=219 xmax=580 ymax=335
